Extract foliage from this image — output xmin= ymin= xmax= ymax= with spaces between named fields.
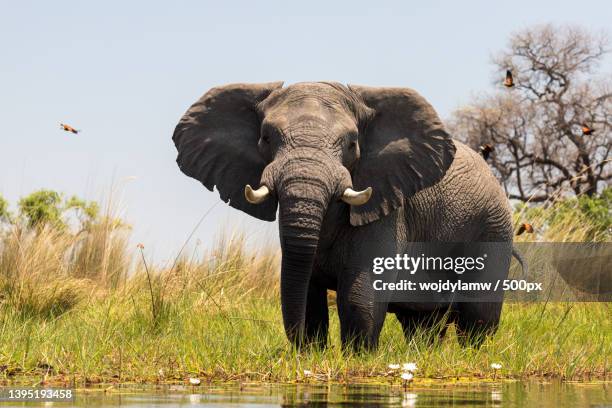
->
xmin=576 ymin=187 xmax=612 ymax=232
xmin=18 ymin=190 xmax=63 ymax=228
xmin=17 ymin=189 xmax=99 ymax=230
xmin=65 ymin=195 xmax=100 ymax=228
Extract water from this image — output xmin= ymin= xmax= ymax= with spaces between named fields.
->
xmin=0 ymin=382 xmax=609 ymax=407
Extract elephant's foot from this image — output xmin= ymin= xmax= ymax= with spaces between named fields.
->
xmin=455 ymin=302 xmax=501 ymax=348
xmin=395 ymin=309 xmax=450 ymax=345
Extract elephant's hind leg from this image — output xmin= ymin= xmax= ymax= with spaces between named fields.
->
xmin=395 ymin=309 xmax=449 ymax=345
xmin=454 ymin=241 xmax=509 ymax=348
xmin=304 ymin=283 xmax=329 ymax=348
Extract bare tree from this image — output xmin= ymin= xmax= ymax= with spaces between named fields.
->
xmin=449 ymin=24 xmax=611 ymax=202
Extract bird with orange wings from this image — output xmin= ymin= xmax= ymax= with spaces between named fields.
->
xmin=581 ymin=123 xmax=594 ymax=135
xmin=60 ymin=123 xmax=79 ymax=134
xmin=516 ymin=223 xmax=534 ymax=236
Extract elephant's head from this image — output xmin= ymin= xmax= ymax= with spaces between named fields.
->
xmin=173 ymin=82 xmax=455 ymax=344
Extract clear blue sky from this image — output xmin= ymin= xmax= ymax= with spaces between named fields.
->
xmin=1 ymin=1 xmax=610 ymax=260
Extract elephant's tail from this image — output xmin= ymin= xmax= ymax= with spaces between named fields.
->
xmin=512 ymin=246 xmax=528 ymax=276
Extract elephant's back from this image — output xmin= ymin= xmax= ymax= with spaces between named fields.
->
xmin=404 ymin=140 xmax=513 ymax=242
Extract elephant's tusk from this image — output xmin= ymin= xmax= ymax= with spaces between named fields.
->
xmin=341 ymin=187 xmax=372 ymax=206
xmin=245 ymin=185 xmax=270 ymax=204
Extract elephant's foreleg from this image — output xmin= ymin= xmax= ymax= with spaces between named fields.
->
xmin=337 ymin=271 xmax=388 ymax=351
xmin=303 ymin=283 xmax=329 ymax=348
xmin=336 ymin=210 xmax=403 ymax=350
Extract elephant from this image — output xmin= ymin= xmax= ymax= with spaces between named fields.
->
xmin=172 ymin=82 xmax=519 ymax=349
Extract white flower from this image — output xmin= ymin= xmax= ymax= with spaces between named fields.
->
xmin=401 ymin=372 xmax=413 ymax=381
xmin=158 ymin=368 xmax=164 ymax=377
xmin=388 ymin=364 xmax=401 ymax=370
xmin=402 ymin=362 xmax=417 ymax=372
xmin=491 ymin=363 xmax=502 ymax=370
xmin=303 ymin=370 xmax=312 ymax=377
xmin=189 ymin=377 xmax=201 ymax=385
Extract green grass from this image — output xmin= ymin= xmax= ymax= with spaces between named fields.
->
xmin=0 ymin=192 xmax=610 ymax=385
xmin=0 ymin=275 xmax=609 ymax=384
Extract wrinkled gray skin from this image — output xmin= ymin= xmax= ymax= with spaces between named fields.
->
xmin=173 ymin=82 xmax=514 ymax=349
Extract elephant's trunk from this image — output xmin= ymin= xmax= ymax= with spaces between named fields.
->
xmin=278 ymin=200 xmax=324 ymax=345
xmin=270 ymin=151 xmax=353 ymax=346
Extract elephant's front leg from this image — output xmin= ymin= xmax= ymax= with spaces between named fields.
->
xmin=336 ymin=268 xmax=388 ymax=350
xmin=335 ymin=214 xmax=401 ymax=350
xmin=303 ymin=282 xmax=329 ymax=348
xmin=332 ymin=206 xmax=403 ymax=350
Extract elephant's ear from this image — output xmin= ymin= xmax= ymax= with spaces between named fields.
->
xmin=173 ymin=82 xmax=283 ymax=221
xmin=348 ymin=85 xmax=456 ymax=226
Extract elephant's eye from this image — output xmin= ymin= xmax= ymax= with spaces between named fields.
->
xmin=261 ymin=134 xmax=270 ymax=144
xmin=349 ymin=141 xmax=358 ymax=150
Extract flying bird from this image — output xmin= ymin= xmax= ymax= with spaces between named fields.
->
xmin=503 ymin=70 xmax=514 ymax=88
xmin=480 ymin=144 xmax=494 ymax=160
xmin=581 ymin=123 xmax=594 ymax=135
xmin=516 ymin=223 xmax=534 ymax=236
xmin=60 ymin=123 xmax=79 ymax=134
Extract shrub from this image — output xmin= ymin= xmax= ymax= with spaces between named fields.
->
xmin=17 ymin=189 xmax=99 ymax=230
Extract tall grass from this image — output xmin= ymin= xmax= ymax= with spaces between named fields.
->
xmin=513 ymin=188 xmax=611 ymax=242
xmin=0 ymin=193 xmax=609 ymax=385
xmin=0 ymin=212 xmax=129 ymax=320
